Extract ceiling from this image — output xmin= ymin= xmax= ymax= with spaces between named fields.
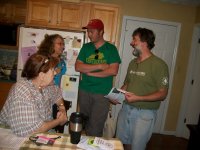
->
xmin=161 ymin=0 xmax=200 ymax=6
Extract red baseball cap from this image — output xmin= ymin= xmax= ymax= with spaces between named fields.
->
xmin=82 ymin=19 xmax=104 ymax=30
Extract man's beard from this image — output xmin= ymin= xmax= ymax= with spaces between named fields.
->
xmin=132 ymin=46 xmax=141 ymax=57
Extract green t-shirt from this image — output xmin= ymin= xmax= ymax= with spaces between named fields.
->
xmin=77 ymin=42 xmax=121 ymax=94
xmin=124 ymin=55 xmax=169 ymax=109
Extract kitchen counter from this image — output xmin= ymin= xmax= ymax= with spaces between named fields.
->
xmin=0 ymin=128 xmax=124 ymax=150
xmin=0 ymin=75 xmax=16 ymax=83
xmin=0 ymin=78 xmax=16 ymax=83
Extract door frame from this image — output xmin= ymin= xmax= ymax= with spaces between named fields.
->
xmin=176 ymin=24 xmax=200 ymax=138
xmin=115 ymin=16 xmax=181 ymax=134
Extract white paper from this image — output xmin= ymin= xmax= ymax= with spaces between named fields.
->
xmin=77 ymin=136 xmax=100 ymax=150
xmin=104 ymin=88 xmax=126 ymax=103
xmin=93 ymin=137 xmax=114 ymax=150
xmin=77 ymin=136 xmax=114 ymax=150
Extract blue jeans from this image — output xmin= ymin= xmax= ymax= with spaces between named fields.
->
xmin=116 ymin=103 xmax=157 ymax=150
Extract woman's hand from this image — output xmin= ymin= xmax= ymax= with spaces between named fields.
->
xmin=56 ymin=111 xmax=68 ymax=126
xmin=58 ymin=104 xmax=66 ymax=112
xmin=55 ymin=68 xmax=61 ymax=74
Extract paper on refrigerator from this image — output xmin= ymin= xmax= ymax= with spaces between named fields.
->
xmin=60 ymin=75 xmax=79 ymax=100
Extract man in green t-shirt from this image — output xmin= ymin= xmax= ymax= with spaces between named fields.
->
xmin=115 ymin=28 xmax=169 ymax=150
xmin=75 ymin=19 xmax=121 ymax=137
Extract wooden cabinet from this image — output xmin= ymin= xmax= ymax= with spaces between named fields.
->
xmin=12 ymin=2 xmax=27 ymax=23
xmin=0 ymin=82 xmax=13 ymax=111
xmin=0 ymin=3 xmax=10 ymax=22
xmin=26 ymin=0 xmax=120 ymax=44
xmin=0 ymin=1 xmax=26 ymax=23
xmin=26 ymin=0 xmax=84 ymax=30
xmin=88 ymin=3 xmax=120 ymax=44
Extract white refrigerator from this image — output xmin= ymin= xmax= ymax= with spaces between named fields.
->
xmin=17 ymin=26 xmax=85 ymax=133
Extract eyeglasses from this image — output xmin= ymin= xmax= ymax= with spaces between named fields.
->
xmin=95 ymin=49 xmax=99 ymax=59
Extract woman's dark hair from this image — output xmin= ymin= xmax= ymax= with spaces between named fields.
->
xmin=132 ymin=27 xmax=155 ymax=50
xmin=37 ymin=34 xmax=64 ymax=56
xmin=21 ymin=53 xmax=58 ymax=80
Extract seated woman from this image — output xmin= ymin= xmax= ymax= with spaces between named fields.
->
xmin=0 ymin=53 xmax=68 ymax=137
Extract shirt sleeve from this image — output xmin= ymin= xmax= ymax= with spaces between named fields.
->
xmin=9 ymin=100 xmax=43 ymax=136
xmin=48 ymin=85 xmax=63 ymax=104
xmin=7 ymin=86 xmax=43 ymax=136
xmin=153 ymin=60 xmax=169 ymax=89
xmin=107 ymin=44 xmax=121 ymax=64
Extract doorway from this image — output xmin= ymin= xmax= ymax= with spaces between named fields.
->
xmin=176 ymin=25 xmax=200 ymax=138
xmin=114 ymin=16 xmax=181 ymax=133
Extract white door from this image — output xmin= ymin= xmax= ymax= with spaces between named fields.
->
xmin=114 ymin=16 xmax=181 ymax=133
xmin=177 ymin=25 xmax=200 ymax=138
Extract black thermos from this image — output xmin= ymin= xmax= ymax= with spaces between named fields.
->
xmin=69 ymin=112 xmax=83 ymax=144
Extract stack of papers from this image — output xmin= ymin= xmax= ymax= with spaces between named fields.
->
xmin=77 ymin=136 xmax=114 ymax=150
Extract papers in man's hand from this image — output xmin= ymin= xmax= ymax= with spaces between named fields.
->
xmin=77 ymin=136 xmax=114 ymax=150
xmin=104 ymin=88 xmax=126 ymax=103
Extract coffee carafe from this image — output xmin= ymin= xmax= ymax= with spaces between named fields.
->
xmin=69 ymin=112 xmax=83 ymax=144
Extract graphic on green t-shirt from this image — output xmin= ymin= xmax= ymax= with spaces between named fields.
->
xmin=77 ymin=42 xmax=121 ymax=94
xmin=86 ymin=52 xmax=106 ymax=64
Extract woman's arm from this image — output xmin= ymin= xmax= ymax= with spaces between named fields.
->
xmin=34 ymin=111 xmax=67 ymax=133
xmin=56 ymin=98 xmax=66 ymax=112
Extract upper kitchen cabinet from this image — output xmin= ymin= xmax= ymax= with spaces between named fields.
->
xmin=0 ymin=1 xmax=26 ymax=23
xmin=12 ymin=2 xmax=27 ymax=23
xmin=26 ymin=0 xmax=120 ymax=44
xmin=89 ymin=3 xmax=120 ymax=45
xmin=26 ymin=0 xmax=83 ymax=30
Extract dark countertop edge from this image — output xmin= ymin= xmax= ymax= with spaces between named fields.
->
xmin=0 ymin=79 xmax=16 ymax=83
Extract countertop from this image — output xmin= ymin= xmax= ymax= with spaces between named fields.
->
xmin=0 ymin=128 xmax=124 ymax=150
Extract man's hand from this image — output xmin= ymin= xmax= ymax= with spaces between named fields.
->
xmin=125 ymin=92 xmax=139 ymax=103
xmin=100 ymin=63 xmax=109 ymax=70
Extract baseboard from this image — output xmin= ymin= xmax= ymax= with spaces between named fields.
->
xmin=153 ymin=130 xmax=176 ymax=136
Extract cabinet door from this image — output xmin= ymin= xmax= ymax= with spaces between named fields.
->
xmin=0 ymin=3 xmax=12 ymax=23
xmin=90 ymin=4 xmax=119 ymax=44
xmin=57 ymin=3 xmax=83 ymax=29
xmin=0 ymin=2 xmax=26 ymax=23
xmin=0 ymin=82 xmax=13 ymax=111
xmin=26 ymin=0 xmax=56 ymax=27
xmin=12 ymin=3 xmax=27 ymax=23
xmin=0 ymin=5 xmax=5 ymax=19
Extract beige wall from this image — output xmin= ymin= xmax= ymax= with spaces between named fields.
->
xmin=84 ymin=0 xmax=197 ymax=131
xmin=196 ymin=6 xmax=200 ymax=22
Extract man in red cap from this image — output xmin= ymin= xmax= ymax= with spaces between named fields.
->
xmin=82 ymin=19 xmax=104 ymax=30
xmin=75 ymin=19 xmax=121 ymax=137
